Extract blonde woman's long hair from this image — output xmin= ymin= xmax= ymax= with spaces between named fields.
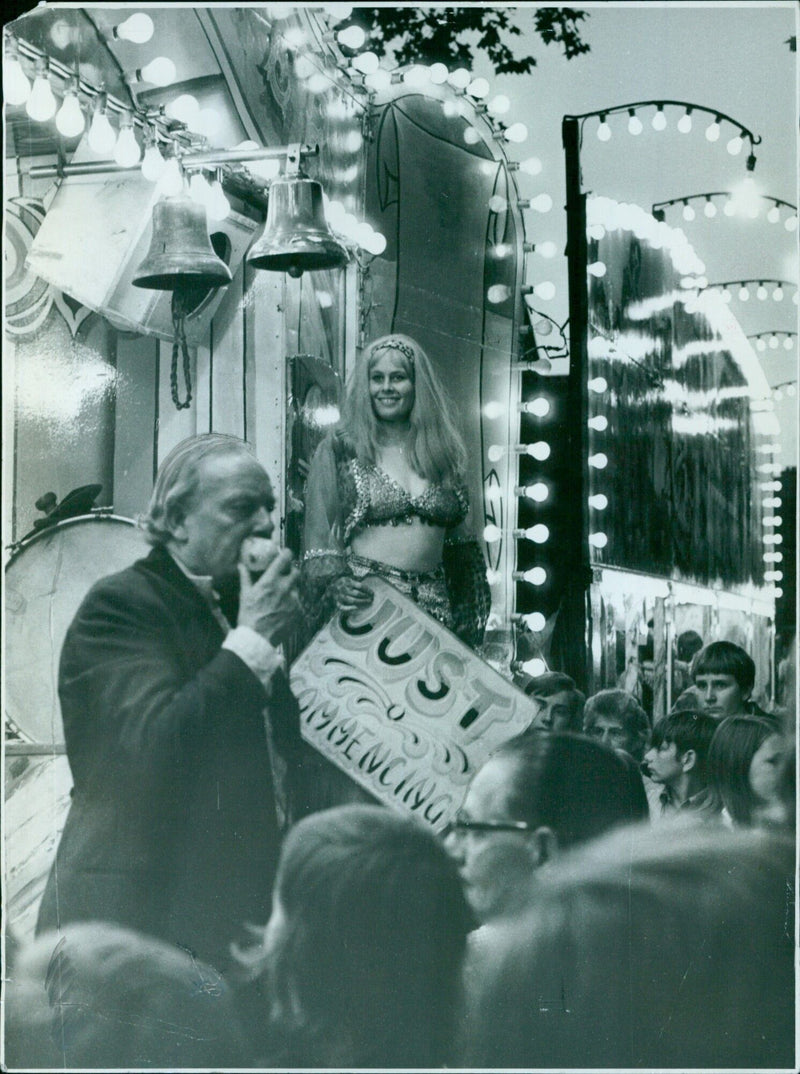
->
xmin=338 ymin=334 xmax=467 ymax=484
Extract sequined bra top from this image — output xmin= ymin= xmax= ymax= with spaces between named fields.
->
xmin=345 ymin=459 xmax=468 ymax=542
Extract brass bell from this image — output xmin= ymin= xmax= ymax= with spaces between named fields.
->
xmin=133 ymin=195 xmax=232 ymax=290
xmin=247 ymin=175 xmax=349 ymax=278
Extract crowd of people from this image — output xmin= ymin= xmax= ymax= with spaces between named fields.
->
xmin=4 ymin=336 xmax=796 ymax=1070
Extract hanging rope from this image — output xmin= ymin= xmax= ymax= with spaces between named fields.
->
xmin=170 ymin=289 xmax=193 ymax=410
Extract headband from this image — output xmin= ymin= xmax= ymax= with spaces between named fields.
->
xmin=370 ymin=338 xmax=416 ymax=366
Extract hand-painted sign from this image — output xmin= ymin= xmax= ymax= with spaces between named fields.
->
xmin=290 ymin=576 xmax=537 ymax=831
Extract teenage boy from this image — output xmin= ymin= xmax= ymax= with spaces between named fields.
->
xmin=692 ymin=640 xmax=766 ymax=720
xmin=642 ymin=710 xmax=720 ymax=822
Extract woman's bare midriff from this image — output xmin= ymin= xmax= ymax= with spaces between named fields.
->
xmin=350 ymin=520 xmax=445 ymax=573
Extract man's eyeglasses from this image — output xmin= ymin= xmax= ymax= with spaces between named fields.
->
xmin=444 ymin=812 xmax=531 ymax=836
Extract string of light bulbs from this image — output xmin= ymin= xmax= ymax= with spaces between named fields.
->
xmin=653 ymin=191 xmax=797 ymax=229
xmin=702 ymin=279 xmax=798 ymax=303
xmin=747 ymin=331 xmax=797 ymax=353
xmin=565 ymin=99 xmax=761 ymax=170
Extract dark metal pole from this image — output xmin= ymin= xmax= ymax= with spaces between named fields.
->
xmin=561 ymin=115 xmax=592 ymax=692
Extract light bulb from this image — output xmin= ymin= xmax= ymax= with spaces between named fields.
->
xmin=588 ymin=261 xmax=607 ymax=278
xmin=521 ymin=658 xmax=547 ymax=676
xmin=755 ymin=338 xmax=767 ymax=351
xmin=483 ymin=524 xmax=502 ymax=543
xmin=596 ymin=119 xmax=611 ymax=142
xmin=763 ymin=552 xmax=783 ymax=563
xmin=703 ymin=199 xmax=717 ymax=218
xmin=114 ymin=13 xmax=155 ymax=43
xmin=651 ymin=108 xmax=666 ymax=131
xmin=158 ymin=156 xmax=184 ymax=196
xmin=764 ymin=571 xmax=784 ymax=582
xmin=483 ymin=401 xmax=504 ymax=420
xmin=589 ymin=532 xmax=608 ymax=548
xmin=524 ymin=441 xmax=550 ymax=461
xmin=504 ymin=122 xmax=528 ymax=143
xmin=488 ymin=195 xmax=508 ymax=213
xmin=773 ymin=286 xmax=784 ymax=302
xmin=524 ymin=612 xmax=547 ymax=632
xmin=785 ymin=215 xmax=799 ymax=232
xmin=88 ymin=102 xmax=117 ymax=155
xmin=337 ymin=25 xmax=366 ymax=50
xmin=364 ymin=68 xmax=392 ymax=93
xmin=364 ymin=231 xmax=386 ymax=255
xmin=738 ymin=285 xmax=750 ymax=301
xmin=587 ymin=223 xmax=606 ymax=241
xmin=166 ymin=93 xmax=199 ymax=125
xmin=114 ymin=119 xmax=141 ymax=166
xmin=763 ymin=497 xmax=782 ymax=508
xmin=536 ymin=241 xmax=557 ymax=258
xmin=677 ymin=112 xmax=693 ymax=133
xmin=488 ymin=94 xmax=510 ymax=115
xmin=723 ymin=198 xmax=736 ymax=217
xmin=26 ymin=59 xmax=57 ymax=122
xmin=588 ymin=493 xmax=608 ymax=510
xmin=55 ymin=86 xmax=85 ymax=138
xmin=404 ymin=65 xmax=430 ymax=87
xmin=530 ymin=194 xmax=553 ymax=213
xmin=524 ymin=524 xmax=549 ymax=544
xmin=487 ymin=444 xmax=504 ymax=462
xmin=448 ymin=67 xmax=471 ymax=89
xmin=588 ymin=415 xmax=608 ymax=431
xmin=4 ymin=42 xmax=31 ymax=106
xmin=627 ymin=113 xmax=643 ymax=135
xmin=352 ymin=51 xmax=380 ymax=75
xmin=523 ymin=568 xmax=547 ymax=585
xmin=783 ymin=337 xmax=794 ymax=350
xmin=588 ymin=453 xmax=608 ymax=469
xmin=141 ymin=141 xmax=166 ymax=181
xmin=764 ymin=515 xmax=782 ymax=526
xmin=137 ymin=57 xmax=177 ymax=86
xmin=533 ymin=281 xmax=556 ymax=300
xmin=756 ymin=284 xmax=768 ymax=301
xmin=189 ymin=171 xmax=212 ymax=206
xmin=682 ymin=203 xmax=696 ymax=222
xmin=429 ymin=63 xmax=449 ymax=84
xmin=705 ymin=118 xmax=721 ymax=142
xmin=208 ymin=180 xmax=231 ymax=221
xmin=523 ymin=483 xmax=549 ymax=503
xmin=726 ymin=134 xmax=743 ymax=155
xmin=588 ymin=377 xmax=608 ymax=394
xmin=487 ymin=284 xmax=511 ymax=304
xmin=518 ymin=156 xmax=543 ymax=176
xmin=768 ymin=335 xmax=779 ymax=349
xmin=249 ymin=156 xmax=281 ymax=181
xmin=525 ymin=398 xmax=551 ymax=417
xmin=467 ymin=77 xmax=490 ymax=99
xmin=767 ymin=205 xmax=781 ymax=223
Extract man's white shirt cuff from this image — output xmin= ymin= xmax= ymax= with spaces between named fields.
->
xmin=223 ymin=626 xmax=283 ymax=692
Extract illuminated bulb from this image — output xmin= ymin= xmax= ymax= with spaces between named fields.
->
xmin=738 ymin=285 xmax=750 ymax=301
xmin=55 ymin=85 xmax=85 ymax=138
xmin=705 ymin=117 xmax=721 ymax=141
xmin=487 ymin=284 xmax=511 ymax=304
xmin=588 ymin=261 xmax=607 ymax=278
xmin=767 ymin=205 xmax=781 ymax=223
xmin=703 ymin=199 xmax=717 ymax=218
xmin=4 ymin=40 xmax=31 ymax=106
xmin=521 ymin=658 xmax=547 ymax=677
xmin=88 ymin=100 xmax=117 ymax=154
xmin=138 ymin=56 xmax=177 ymax=87
xmin=762 ymin=533 xmax=782 ymax=544
xmin=651 ymin=107 xmax=666 ymax=131
xmin=487 ymin=444 xmax=504 ymax=463
xmin=523 ymin=524 xmax=549 ymax=544
xmin=249 ymin=156 xmax=281 ymax=181
xmin=208 ymin=179 xmax=231 ymax=221
xmin=504 ymin=122 xmax=528 ymax=143
xmin=404 ymin=65 xmax=430 ymax=87
xmin=522 ymin=441 xmax=550 ymax=460
xmin=491 ymin=243 xmax=512 ymax=259
xmin=774 ymin=389 xmax=783 ymax=400
xmin=488 ymin=94 xmax=510 ymax=115
xmin=158 ymin=156 xmax=184 ymax=196
xmin=522 ymin=483 xmax=549 ymax=503
xmin=530 ymin=194 xmax=553 ymax=213
xmin=344 ymin=130 xmax=363 ymax=153
xmin=627 ymin=112 xmax=643 ymax=135
xmin=773 ymin=588 xmax=784 ymax=598
xmin=762 ymin=497 xmax=782 ymax=508
xmin=588 ymin=453 xmax=608 ymax=469
xmin=26 ymin=58 xmax=57 ymax=122
xmin=763 ymin=516 xmax=782 ymax=526
xmin=587 ymin=223 xmax=606 ymax=241
xmin=720 ymin=289 xmax=732 ymax=304
xmin=532 ymin=281 xmax=555 ymax=300
xmin=755 ymin=338 xmax=767 ymax=352
xmin=588 ymin=415 xmax=608 ymax=431
xmin=461 ymin=126 xmax=479 ymax=145
xmin=756 ymin=284 xmax=768 ymax=300
xmin=448 ymin=67 xmax=471 ymax=89
xmin=166 ymin=93 xmax=199 ymax=125
xmin=597 ymin=119 xmax=611 ymax=142
xmin=589 ymin=532 xmax=608 ymax=548
xmin=677 ymin=111 xmax=693 ymax=133
xmin=536 ymin=241 xmax=557 ymax=259
xmin=141 ymin=140 xmax=165 ymax=182
xmin=483 ymin=402 xmax=504 ymax=420
xmin=523 ymin=398 xmax=550 ymax=417
xmin=467 ymin=76 xmax=490 ymax=98
xmin=783 ymin=337 xmax=794 ymax=350
xmin=723 ymin=199 xmax=736 ymax=217
xmin=762 ymin=552 xmax=783 ymax=563
xmin=429 ymin=63 xmax=448 ymax=84
xmin=189 ymin=171 xmax=212 ymax=206
xmin=483 ymin=524 xmax=502 ymax=543
xmin=114 ymin=13 xmax=155 ymax=43
xmin=363 ymin=230 xmax=386 ymax=255
xmin=769 ymin=335 xmax=779 ymax=349
xmin=114 ymin=116 xmax=141 ymax=166
xmin=518 ymin=156 xmax=543 ymax=176
xmin=283 ymin=27 xmax=307 ymax=48
xmin=485 ymin=569 xmax=502 ymax=586
xmin=726 ymin=134 xmax=743 ymax=155
xmin=522 ymin=567 xmax=547 ymax=585
xmin=785 ymin=215 xmax=799 ymax=232
xmin=307 ymin=73 xmax=329 ymax=94
xmin=760 ymin=481 xmax=782 ymax=491
xmin=337 ymin=25 xmax=366 ymax=49
xmin=364 ymin=68 xmax=392 ymax=93
xmin=489 ymin=195 xmax=508 ymax=213
xmin=524 ymin=612 xmax=547 ymax=632
xmin=588 ymin=377 xmax=608 ymax=394
xmin=588 ymin=493 xmax=608 ymax=510
xmin=773 ymin=286 xmax=784 ymax=302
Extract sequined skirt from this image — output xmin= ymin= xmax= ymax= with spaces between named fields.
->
xmin=346 ymin=552 xmax=454 ymax=630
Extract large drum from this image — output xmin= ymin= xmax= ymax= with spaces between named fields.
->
xmin=5 ymin=513 xmax=146 ymax=746
xmin=5 ymin=514 xmax=146 ymax=943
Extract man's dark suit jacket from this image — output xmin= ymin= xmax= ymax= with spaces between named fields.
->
xmin=36 ymin=544 xmax=302 ymax=971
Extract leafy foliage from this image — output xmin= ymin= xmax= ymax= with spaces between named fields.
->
xmin=345 ymin=7 xmax=590 ymax=75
